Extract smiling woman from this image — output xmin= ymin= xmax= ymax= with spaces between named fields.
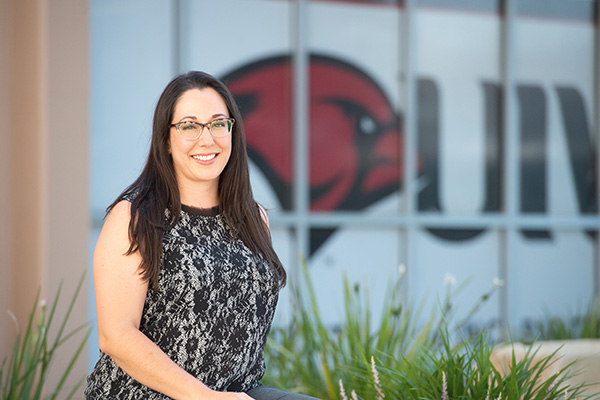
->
xmin=85 ymin=71 xmax=318 ymax=400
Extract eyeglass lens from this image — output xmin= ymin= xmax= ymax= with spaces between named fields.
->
xmin=177 ymin=119 xmax=232 ymax=140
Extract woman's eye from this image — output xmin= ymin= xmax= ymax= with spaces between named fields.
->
xmin=181 ymin=123 xmax=195 ymax=131
xmin=212 ymin=121 xmax=226 ymax=128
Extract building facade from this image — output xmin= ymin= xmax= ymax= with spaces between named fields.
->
xmin=91 ymin=0 xmax=600 ymax=339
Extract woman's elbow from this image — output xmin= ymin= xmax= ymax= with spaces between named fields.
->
xmin=97 ymin=326 xmax=134 ymax=357
xmin=97 ymin=331 xmax=115 ymax=355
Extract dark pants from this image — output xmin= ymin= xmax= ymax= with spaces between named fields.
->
xmin=246 ymin=385 xmax=321 ymax=400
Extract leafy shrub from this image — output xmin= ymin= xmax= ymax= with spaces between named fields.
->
xmin=0 ymin=274 xmax=90 ymax=400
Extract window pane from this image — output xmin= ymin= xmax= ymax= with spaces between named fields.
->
xmin=515 ymin=0 xmax=597 ymax=216
xmin=307 ymin=1 xmax=404 ymax=214
xmin=414 ymin=228 xmax=502 ymax=334
xmin=417 ymin=0 xmax=500 ymax=13
xmin=517 ymin=0 xmax=596 ymax=22
xmin=509 ymin=230 xmax=596 ymax=333
xmin=183 ymin=0 xmax=295 ymax=212
xmin=415 ymin=3 xmax=503 ymax=216
xmin=308 ymin=227 xmax=403 ymax=327
xmin=270 ymin=227 xmax=297 ymax=326
xmin=91 ymin=0 xmax=175 ymax=214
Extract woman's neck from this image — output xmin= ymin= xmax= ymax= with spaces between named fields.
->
xmin=178 ymin=181 xmax=219 ymax=209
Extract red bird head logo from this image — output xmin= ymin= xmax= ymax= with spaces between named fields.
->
xmin=222 ymin=55 xmax=404 ymax=253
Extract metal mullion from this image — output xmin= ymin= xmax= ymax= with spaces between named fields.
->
xmin=595 ymin=1 xmax=600 ymax=304
xmin=499 ymin=0 xmax=517 ymax=339
xmin=269 ymin=212 xmax=600 ymax=229
xmin=293 ymin=0 xmax=310 ymax=268
xmin=401 ymin=0 xmax=417 ymax=303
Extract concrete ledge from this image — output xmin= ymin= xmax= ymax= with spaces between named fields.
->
xmin=491 ymin=339 xmax=600 ymax=396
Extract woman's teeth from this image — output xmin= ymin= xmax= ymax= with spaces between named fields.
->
xmin=192 ymin=154 xmax=216 ymax=161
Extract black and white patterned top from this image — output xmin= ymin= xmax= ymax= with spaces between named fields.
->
xmin=85 ymin=204 xmax=280 ymax=399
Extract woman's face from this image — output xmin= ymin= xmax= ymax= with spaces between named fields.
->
xmin=169 ymin=87 xmax=232 ymax=193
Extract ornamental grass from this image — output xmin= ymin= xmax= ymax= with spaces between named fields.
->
xmin=0 ymin=273 xmax=90 ymax=400
xmin=263 ymin=262 xmax=598 ymax=400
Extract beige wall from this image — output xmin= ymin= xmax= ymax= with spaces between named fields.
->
xmin=0 ymin=0 xmax=89 ymax=397
xmin=0 ymin=0 xmax=14 ymax=365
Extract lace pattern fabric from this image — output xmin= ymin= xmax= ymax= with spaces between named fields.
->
xmin=85 ymin=205 xmax=280 ymax=399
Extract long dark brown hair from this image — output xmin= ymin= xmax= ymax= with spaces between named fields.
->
xmin=107 ymin=71 xmax=286 ymax=290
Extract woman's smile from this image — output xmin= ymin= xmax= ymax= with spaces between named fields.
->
xmin=191 ymin=153 xmax=218 ymax=162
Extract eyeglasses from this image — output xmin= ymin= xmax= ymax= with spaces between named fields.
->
xmin=170 ymin=118 xmax=235 ymax=140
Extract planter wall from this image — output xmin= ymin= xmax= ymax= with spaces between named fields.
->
xmin=491 ymin=339 xmax=600 ymax=397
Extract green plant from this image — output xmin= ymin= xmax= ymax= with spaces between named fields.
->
xmin=342 ymin=329 xmax=594 ymax=400
xmin=522 ymin=298 xmax=600 ymax=343
xmin=0 ymin=273 xmax=91 ymax=400
xmin=263 ymin=262 xmax=597 ymax=400
xmin=264 ymin=262 xmax=436 ymax=398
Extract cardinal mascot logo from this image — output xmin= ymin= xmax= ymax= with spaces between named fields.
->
xmin=222 ymin=55 xmax=404 ymax=254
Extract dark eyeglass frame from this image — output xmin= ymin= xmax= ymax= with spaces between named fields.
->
xmin=170 ymin=118 xmax=235 ymax=140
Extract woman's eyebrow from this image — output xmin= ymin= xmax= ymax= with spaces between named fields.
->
xmin=178 ymin=113 xmax=228 ymax=122
xmin=177 ymin=115 xmax=198 ymax=121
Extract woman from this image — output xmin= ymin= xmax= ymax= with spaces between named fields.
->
xmin=86 ymin=71 xmax=317 ymax=400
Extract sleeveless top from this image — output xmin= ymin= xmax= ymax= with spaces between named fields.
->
xmin=85 ymin=204 xmax=280 ymax=399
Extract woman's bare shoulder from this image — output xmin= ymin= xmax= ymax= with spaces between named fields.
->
xmin=96 ymin=199 xmax=134 ymax=252
xmin=104 ymin=199 xmax=133 ymax=225
xmin=257 ymin=202 xmax=270 ymax=228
